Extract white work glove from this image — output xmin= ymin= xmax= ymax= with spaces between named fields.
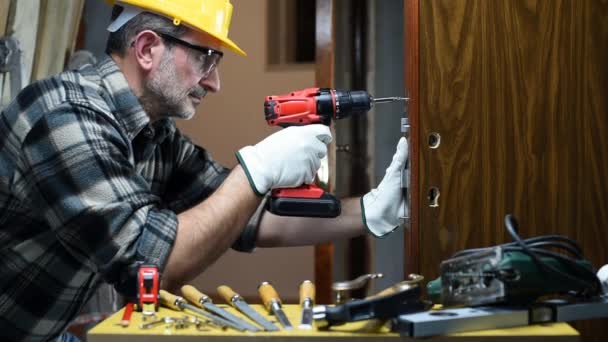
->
xmin=597 ymin=264 xmax=608 ymax=294
xmin=236 ymin=124 xmax=332 ymax=196
xmin=361 ymin=137 xmax=408 ymax=237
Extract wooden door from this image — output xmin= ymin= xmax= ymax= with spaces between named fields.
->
xmin=406 ymin=0 xmax=608 ymax=340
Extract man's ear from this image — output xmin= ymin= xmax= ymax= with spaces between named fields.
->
xmin=132 ymin=30 xmax=163 ymax=72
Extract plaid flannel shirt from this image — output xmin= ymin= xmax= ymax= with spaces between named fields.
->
xmin=0 ymin=56 xmax=262 ymax=341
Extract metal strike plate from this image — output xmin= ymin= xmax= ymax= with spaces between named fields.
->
xmin=401 ymin=117 xmax=410 ymax=134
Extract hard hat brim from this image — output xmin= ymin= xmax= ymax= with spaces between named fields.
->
xmin=203 ymin=31 xmax=246 ymax=56
xmin=108 ymin=0 xmax=247 ymax=56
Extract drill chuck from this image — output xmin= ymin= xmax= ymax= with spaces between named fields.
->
xmin=314 ymin=89 xmax=372 ymax=119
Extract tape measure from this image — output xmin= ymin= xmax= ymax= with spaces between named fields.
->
xmin=137 ymin=265 xmax=160 ymax=315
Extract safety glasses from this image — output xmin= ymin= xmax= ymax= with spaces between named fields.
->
xmin=156 ymin=32 xmax=223 ymax=79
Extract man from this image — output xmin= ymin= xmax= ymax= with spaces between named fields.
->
xmin=0 ymin=0 xmax=407 ymax=340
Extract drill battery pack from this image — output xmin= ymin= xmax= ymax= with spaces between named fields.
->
xmin=268 ymin=185 xmax=341 ymax=218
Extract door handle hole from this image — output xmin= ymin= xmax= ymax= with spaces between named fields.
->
xmin=428 ymin=132 xmax=441 ymax=149
xmin=428 ymin=187 xmax=440 ymax=207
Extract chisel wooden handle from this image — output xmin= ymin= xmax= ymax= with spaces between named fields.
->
xmin=181 ymin=285 xmax=208 ymax=307
xmin=217 ymin=285 xmax=239 ymax=304
xmin=299 ymin=280 xmax=315 ymax=305
xmin=159 ymin=290 xmax=182 ymax=310
xmin=258 ymin=282 xmax=281 ymax=312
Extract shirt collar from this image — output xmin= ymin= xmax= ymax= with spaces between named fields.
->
xmin=96 ymin=56 xmax=176 ymax=142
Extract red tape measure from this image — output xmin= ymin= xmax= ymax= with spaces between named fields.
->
xmin=137 ymin=265 xmax=160 ymax=315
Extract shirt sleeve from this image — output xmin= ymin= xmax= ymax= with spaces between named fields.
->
xmin=164 ymin=129 xmax=264 ymax=252
xmin=17 ymin=105 xmax=178 ymax=289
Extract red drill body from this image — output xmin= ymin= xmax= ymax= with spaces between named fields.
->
xmin=264 ymin=87 xmax=373 ymax=127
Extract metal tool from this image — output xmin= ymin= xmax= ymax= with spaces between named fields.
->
xmin=427 ymin=216 xmax=601 ymax=307
xmin=314 ymin=274 xmax=428 ymax=329
xmin=181 ymin=285 xmax=260 ymax=332
xmin=393 ymin=296 xmax=608 ymax=337
xmin=159 ymin=290 xmax=245 ymax=331
xmin=396 ymin=217 xmax=606 ymax=337
xmin=299 ymin=280 xmax=315 ymax=329
xmin=139 ymin=316 xmax=175 ymax=329
xmin=217 ymin=285 xmax=279 ymax=331
xmin=332 ymin=273 xmax=383 ymax=304
xmin=258 ymin=282 xmax=293 ymax=330
xmin=400 ymin=93 xmax=411 ymax=228
xmin=373 ymin=96 xmax=409 ymax=104
xmin=172 ymin=316 xmax=203 ymax=329
xmin=138 ymin=315 xmax=203 ymax=330
xmin=263 ymin=87 xmax=408 ymax=218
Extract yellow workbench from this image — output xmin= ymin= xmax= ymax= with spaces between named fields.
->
xmin=88 ymin=305 xmax=579 ymax=342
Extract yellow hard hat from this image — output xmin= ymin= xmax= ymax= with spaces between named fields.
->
xmin=108 ymin=0 xmax=246 ymax=56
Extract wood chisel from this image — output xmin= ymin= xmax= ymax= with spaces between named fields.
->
xmin=159 ymin=290 xmax=246 ymax=331
xmin=258 ymin=282 xmax=293 ymax=330
xmin=298 ymin=280 xmax=315 ymax=329
xmin=181 ymin=285 xmax=260 ymax=332
xmin=217 ymin=285 xmax=279 ymax=331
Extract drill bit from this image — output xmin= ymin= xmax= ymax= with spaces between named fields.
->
xmin=372 ymin=96 xmax=409 ymax=104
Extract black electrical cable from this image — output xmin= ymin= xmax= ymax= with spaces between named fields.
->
xmin=448 ymin=214 xmax=601 ymax=297
xmin=451 ymin=234 xmax=583 ymax=259
xmin=524 ymin=235 xmax=583 ymax=254
xmin=525 ymin=241 xmax=583 ymax=259
xmin=503 ymin=215 xmax=600 ymax=295
xmin=527 ymin=247 xmax=600 ymax=294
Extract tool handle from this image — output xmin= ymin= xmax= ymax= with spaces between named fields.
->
xmin=299 ymin=280 xmax=315 ymax=305
xmin=159 ymin=290 xmax=182 ymax=311
xmin=181 ymin=285 xmax=208 ymax=307
xmin=258 ymin=282 xmax=281 ymax=311
xmin=217 ymin=285 xmax=239 ymax=305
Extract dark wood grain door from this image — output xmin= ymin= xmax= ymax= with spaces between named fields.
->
xmin=408 ymin=0 xmax=608 ymax=340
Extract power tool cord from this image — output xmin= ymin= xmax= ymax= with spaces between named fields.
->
xmin=451 ymin=214 xmax=601 ymax=297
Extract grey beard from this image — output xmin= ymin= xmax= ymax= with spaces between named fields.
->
xmin=139 ymin=51 xmax=192 ymax=120
xmin=139 ymin=91 xmax=172 ymax=121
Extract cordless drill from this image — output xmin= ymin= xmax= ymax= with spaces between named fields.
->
xmin=264 ymin=87 xmax=407 ymax=218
